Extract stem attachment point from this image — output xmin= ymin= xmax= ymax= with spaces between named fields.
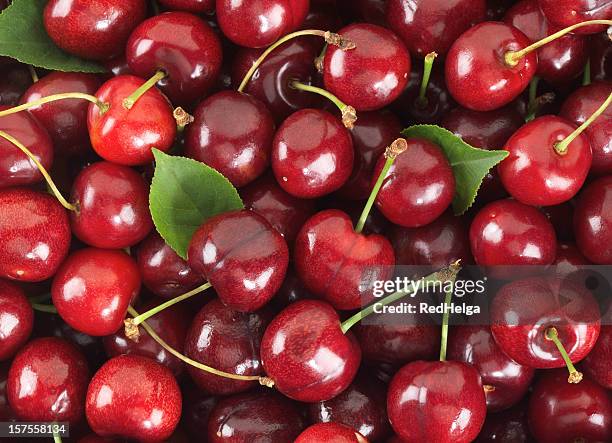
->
xmin=174 ymin=106 xmax=194 ymax=130
xmin=323 ymin=31 xmax=356 ymax=50
xmin=123 ymin=70 xmax=166 ymax=110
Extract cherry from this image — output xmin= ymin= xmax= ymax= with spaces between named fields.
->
xmin=7 ymin=337 xmax=89 ymax=423
xmin=87 ymin=75 xmax=177 ymax=166
xmin=182 ymin=386 xmax=217 ymax=439
xmin=260 ymin=299 xmax=361 ymax=402
xmin=387 ymin=0 xmax=487 ymax=57
xmin=0 ymin=187 xmax=71 ymax=282
xmin=528 ymin=369 xmax=612 ymax=442
xmin=184 ymin=91 xmax=275 ymax=187
xmin=207 ymin=390 xmax=305 ymax=442
xmin=538 ymin=0 xmax=612 ymax=34
xmin=271 ymin=109 xmax=354 ymax=198
xmin=43 ymin=0 xmax=147 ymax=61
xmin=0 ymin=64 xmax=33 ymax=107
xmin=574 ymin=175 xmax=612 ymax=264
xmin=485 ymin=0 xmax=518 ymax=20
xmin=126 ymin=12 xmax=223 ymax=107
xmin=295 ymin=423 xmax=367 ymax=443
xmin=85 ymin=354 xmax=182 ymax=441
xmin=554 ymin=242 xmax=591 ymax=277
xmin=159 ymin=0 xmax=214 ymax=13
xmin=582 ymin=325 xmax=612 ymax=389
xmin=323 ymin=23 xmax=411 ymax=111
xmin=591 ymin=31 xmax=612 ymax=82
xmin=52 ymin=248 xmax=141 ymax=336
xmin=541 ymin=201 xmax=576 ymax=242
xmin=387 ymin=360 xmax=487 ymax=442
xmin=0 ymin=280 xmax=33 ymax=361
xmin=0 ymin=364 xmax=16 ymax=421
xmin=475 ymin=401 xmax=533 ymax=442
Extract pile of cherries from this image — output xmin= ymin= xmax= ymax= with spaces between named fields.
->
xmin=0 ymin=0 xmax=611 ymax=442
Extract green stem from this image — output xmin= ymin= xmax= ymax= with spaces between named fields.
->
xmin=525 ymin=76 xmax=540 ymax=122
xmin=31 ymin=303 xmax=58 ymax=314
xmin=290 ymin=80 xmax=356 ymax=128
xmin=545 ymin=327 xmax=583 ymax=383
xmin=123 ymin=70 xmax=166 ymax=109
xmin=417 ymin=52 xmax=437 ymax=107
xmin=439 ymin=272 xmax=458 ymax=361
xmin=583 ymin=58 xmax=591 ymax=86
xmin=0 ymin=93 xmax=108 ymax=117
xmin=53 ymin=428 xmax=62 ymax=443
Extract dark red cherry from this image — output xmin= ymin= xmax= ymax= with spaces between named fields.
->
xmin=52 ymin=248 xmax=141 ymax=336
xmin=582 ymin=325 xmax=612 ymax=389
xmin=159 ymin=0 xmax=214 ymax=12
xmin=182 ymin=386 xmax=217 ymax=439
xmin=184 ymin=91 xmax=274 ymax=187
xmin=8 ymin=337 xmax=89 ymax=423
xmin=0 ymin=363 xmax=16 ymax=421
xmin=271 ymin=265 xmax=314 ymax=309
xmin=207 ymin=390 xmax=305 ymax=442
xmin=188 ymin=210 xmax=289 ymax=312
xmin=272 ymin=109 xmax=354 ymax=198
xmin=554 ymin=242 xmax=591 ymax=277
xmin=470 ymin=199 xmax=557 ymax=267
xmin=323 ymin=23 xmax=411 ymax=111
xmin=528 ymin=369 xmax=612 ymax=442
xmin=86 ymin=354 xmax=182 ymax=441
xmin=541 ymin=201 xmax=575 ymax=241
xmin=216 ymin=0 xmax=309 ymax=48
xmin=0 ymin=280 xmax=33 ymax=361
xmin=591 ymin=31 xmax=612 ymax=82
xmin=387 ymin=0 xmax=487 ymax=57
xmin=538 ymin=0 xmax=612 ymax=34
xmin=445 ymin=21 xmax=537 ymax=111
xmin=574 ymin=176 xmax=612 ymax=264
xmin=294 ymin=209 xmax=395 ymax=310
xmin=261 ymin=299 xmax=361 ymax=402
xmin=475 ymin=401 xmax=533 ymax=442
xmin=0 ymin=64 xmax=33 ymax=106
xmin=126 ymin=12 xmax=222 ymax=106
xmin=87 ymin=75 xmax=176 ymax=166
xmin=387 ymin=360 xmax=487 ymax=442
xmin=295 ymin=423 xmax=367 ymax=443
xmin=0 ymin=106 xmax=53 ymax=188
xmin=0 ymin=188 xmax=71 ymax=282
xmin=373 ymin=137 xmax=455 ymax=228
xmin=43 ymin=0 xmax=147 ymax=61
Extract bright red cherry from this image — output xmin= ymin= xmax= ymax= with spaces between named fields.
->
xmin=86 ymin=354 xmax=182 ymax=441
xmin=0 ymin=280 xmax=33 ymax=361
xmin=52 ymin=248 xmax=141 ymax=336
xmin=0 ymin=64 xmax=33 ymax=106
xmin=159 ymin=0 xmax=214 ymax=12
xmin=295 ymin=423 xmax=367 ymax=443
xmin=538 ymin=0 xmax=612 ymax=34
xmin=574 ymin=176 xmax=612 ymax=264
xmin=582 ymin=325 xmax=612 ymax=389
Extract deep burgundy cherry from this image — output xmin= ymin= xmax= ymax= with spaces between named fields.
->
xmin=207 ymin=390 xmax=305 ymax=442
xmin=52 ymin=248 xmax=141 ymax=336
xmin=86 ymin=354 xmax=182 ymax=441
xmin=295 ymin=423 xmax=367 ymax=443
xmin=538 ymin=0 xmax=612 ymax=34
xmin=582 ymin=325 xmax=612 ymax=389
xmin=294 ymin=209 xmax=395 ymax=310
xmin=554 ymin=242 xmax=591 ymax=277
xmin=574 ymin=176 xmax=612 ymax=264
xmin=528 ymin=369 xmax=612 ymax=442
xmin=188 ymin=209 xmax=289 ymax=312
xmin=0 ymin=64 xmax=33 ymax=106
xmin=475 ymin=401 xmax=533 ymax=442
xmin=387 ymin=360 xmax=487 ymax=442
xmin=0 ymin=187 xmax=71 ymax=282
xmin=126 ymin=12 xmax=223 ymax=106
xmin=445 ymin=21 xmax=537 ymax=111
xmin=591 ymin=31 xmax=612 ymax=82
xmin=0 ymin=106 xmax=53 ymax=188
xmin=323 ymin=23 xmax=411 ymax=111
xmin=87 ymin=75 xmax=177 ymax=166
xmin=373 ymin=137 xmax=455 ymax=228
xmin=7 ymin=337 xmax=89 ymax=423
xmin=541 ymin=201 xmax=575 ymax=242
xmin=70 ymin=161 xmax=153 ymax=249
xmin=43 ymin=0 xmax=147 ymax=61
xmin=470 ymin=199 xmax=557 ymax=267
xmin=261 ymin=299 xmax=361 ymax=402
xmin=387 ymin=0 xmax=487 ymax=57
xmin=185 ymin=91 xmax=275 ymax=187
xmin=272 ymin=109 xmax=354 ymax=198
xmin=159 ymin=0 xmax=214 ymax=12
xmin=0 ymin=280 xmax=33 ymax=361
xmin=182 ymin=385 xmax=217 ymax=439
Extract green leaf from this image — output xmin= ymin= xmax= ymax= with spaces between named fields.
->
xmin=0 ymin=0 xmax=105 ymax=73
xmin=402 ymin=124 xmax=509 ymax=215
xmin=150 ymin=149 xmax=244 ymax=260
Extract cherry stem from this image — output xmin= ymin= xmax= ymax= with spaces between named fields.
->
xmin=123 ymin=70 xmax=166 ymax=110
xmin=505 ymin=20 xmax=612 ymax=66
xmin=354 ymin=138 xmax=408 ymax=234
xmin=127 ymin=305 xmax=275 ymax=387
xmin=554 ymin=91 xmax=612 ymax=155
xmin=545 ymin=326 xmax=583 ymax=383
xmin=583 ymin=58 xmax=591 ymax=86
xmin=0 ymin=93 xmax=109 ymax=117
xmin=53 ymin=426 xmax=62 ymax=443
xmin=417 ymin=52 xmax=438 ymax=107
xmin=290 ymin=80 xmax=357 ymax=128
xmin=314 ymin=44 xmax=328 ymax=73
xmin=236 ymin=29 xmax=356 ymax=93
xmin=31 ymin=303 xmax=58 ymax=314
xmin=28 ymin=65 xmax=39 ymax=83
xmin=0 ymin=130 xmax=77 ymax=212
xmin=173 ymin=106 xmax=194 ymax=131
xmin=525 ymin=76 xmax=540 ymax=122
xmin=439 ymin=269 xmax=459 ymax=362
xmin=340 ymin=260 xmax=462 ymax=334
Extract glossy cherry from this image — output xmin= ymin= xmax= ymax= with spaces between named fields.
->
xmin=554 ymin=242 xmax=591 ymax=277
xmin=475 ymin=401 xmax=533 ymax=442
xmin=0 ymin=64 xmax=33 ymax=106
xmin=582 ymin=325 xmax=612 ymax=389
xmin=591 ymin=31 xmax=612 ymax=81
xmin=295 ymin=423 xmax=367 ymax=443
xmin=574 ymin=176 xmax=612 ymax=264
xmin=182 ymin=386 xmax=217 ymax=439
xmin=0 ymin=280 xmax=33 ymax=361
xmin=159 ymin=0 xmax=214 ymax=12
xmin=538 ymin=0 xmax=612 ymax=34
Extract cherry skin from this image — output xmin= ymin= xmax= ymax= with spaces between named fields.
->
xmin=542 ymin=201 xmax=576 ymax=242
xmin=476 ymin=401 xmax=533 ymax=442
xmin=0 ymin=64 xmax=33 ymax=107
xmin=182 ymin=386 xmax=217 ymax=439
xmin=0 ymin=280 xmax=33 ymax=361
xmin=445 ymin=21 xmax=537 ymax=111
xmin=87 ymin=75 xmax=177 ymax=166
xmin=272 ymin=109 xmax=354 ymax=199
xmin=373 ymin=137 xmax=455 ymax=228
xmin=260 ymin=299 xmax=361 ymax=402
xmin=0 ymin=187 xmax=71 ymax=282
xmin=159 ymin=0 xmax=214 ymax=12
xmin=43 ymin=0 xmax=147 ymax=61
xmin=294 ymin=209 xmax=395 ymax=310
xmin=52 ymin=248 xmax=141 ymax=337
xmin=295 ymin=423 xmax=367 ymax=443
xmin=387 ymin=360 xmax=487 ymax=443
xmin=323 ymin=23 xmax=411 ymax=111
xmin=70 ymin=161 xmax=153 ymax=249
xmin=184 ymin=91 xmax=275 ymax=187
xmin=7 ymin=337 xmax=89 ymax=423
xmin=574 ymin=176 xmax=612 ymax=264
xmin=538 ymin=0 xmax=612 ymax=34
xmin=85 ymin=354 xmax=182 ymax=442
xmin=0 ymin=106 xmax=53 ymax=189
xmin=126 ymin=12 xmax=223 ymax=107
xmin=582 ymin=325 xmax=612 ymax=389
xmin=591 ymin=31 xmax=612 ymax=82
xmin=554 ymin=242 xmax=591 ymax=277
xmin=188 ymin=210 xmax=289 ymax=312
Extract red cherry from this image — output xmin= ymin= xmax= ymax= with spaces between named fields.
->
xmin=538 ymin=0 xmax=612 ymax=34
xmin=295 ymin=423 xmax=367 ymax=443
xmin=0 ymin=280 xmax=33 ymax=361
xmin=476 ymin=401 xmax=533 ymax=442
xmin=554 ymin=242 xmax=591 ymax=276
xmin=574 ymin=176 xmax=612 ymax=264
xmin=182 ymin=386 xmax=217 ymax=439
xmin=85 ymin=354 xmax=182 ymax=441
xmin=582 ymin=325 xmax=612 ymax=389
xmin=271 ymin=265 xmax=314 ymax=310
xmin=591 ymin=31 xmax=612 ymax=81
xmin=0 ymin=64 xmax=33 ymax=106
xmin=159 ymin=0 xmax=214 ymax=13
xmin=43 ymin=0 xmax=147 ymax=61
xmin=52 ymin=248 xmax=141 ymax=336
